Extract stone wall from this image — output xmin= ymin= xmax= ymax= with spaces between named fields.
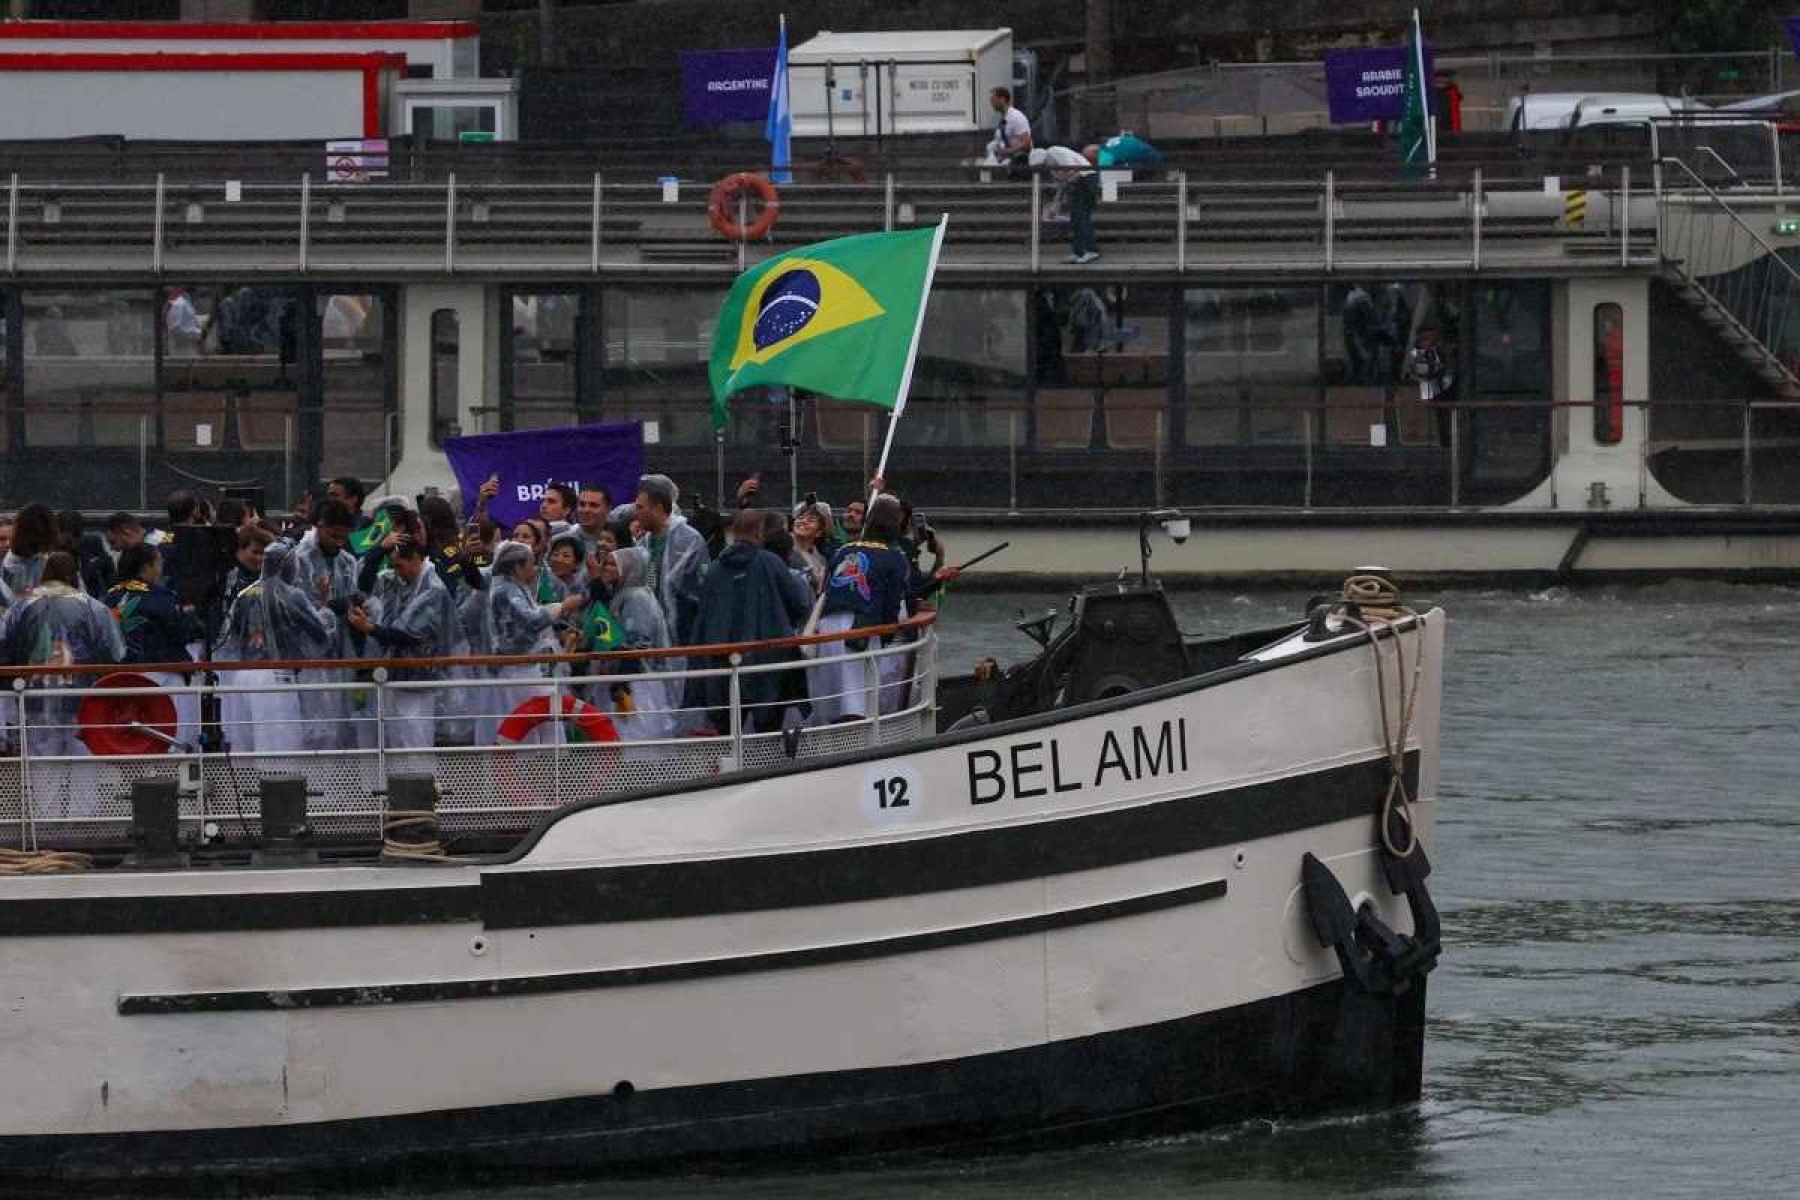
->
xmin=479 ymin=0 xmax=1660 ymax=77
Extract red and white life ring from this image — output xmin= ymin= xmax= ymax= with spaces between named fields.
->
xmin=495 ymin=694 xmax=618 ymax=745
xmin=77 ymin=672 xmax=178 ymax=756
xmin=708 ymin=172 xmax=780 ymax=241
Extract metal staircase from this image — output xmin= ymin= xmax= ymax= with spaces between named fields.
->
xmin=1657 ymin=157 xmax=1800 ymax=401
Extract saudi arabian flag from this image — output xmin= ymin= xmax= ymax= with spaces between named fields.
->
xmin=709 ymin=223 xmax=947 ymax=430
xmin=1398 ymin=8 xmax=1434 ymax=180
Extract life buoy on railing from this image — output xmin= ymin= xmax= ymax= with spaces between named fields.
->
xmin=77 ymin=672 xmax=178 ymax=756
xmin=496 ymin=694 xmax=618 ymax=745
xmin=708 ymin=172 xmax=780 ymax=241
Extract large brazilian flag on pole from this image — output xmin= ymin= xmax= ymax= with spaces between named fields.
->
xmin=708 ymin=222 xmax=947 ymax=438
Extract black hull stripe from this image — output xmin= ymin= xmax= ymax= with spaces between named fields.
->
xmin=118 ymin=878 xmax=1228 ymax=1015
xmin=479 ymin=754 xmax=1415 ymax=929
xmin=0 ymin=980 xmax=1430 ymax=1191
xmin=0 ymin=753 xmax=1414 ymax=937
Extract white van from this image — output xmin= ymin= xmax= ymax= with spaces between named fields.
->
xmin=1506 ymin=92 xmax=1708 ymax=132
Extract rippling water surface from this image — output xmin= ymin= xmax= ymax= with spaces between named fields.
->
xmin=333 ymin=583 xmax=1799 ymax=1198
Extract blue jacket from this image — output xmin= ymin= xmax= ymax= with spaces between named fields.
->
xmin=821 ymin=539 xmax=910 ymax=629
xmin=104 ymin=580 xmax=203 ymax=667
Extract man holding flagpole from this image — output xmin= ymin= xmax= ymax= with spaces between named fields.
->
xmin=767 ymin=15 xmax=792 ymax=185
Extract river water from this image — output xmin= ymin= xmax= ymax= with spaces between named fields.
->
xmin=327 ymin=583 xmax=1796 ymax=1198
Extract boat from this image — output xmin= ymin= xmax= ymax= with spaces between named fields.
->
xmin=0 ymin=552 xmax=1444 ymax=1189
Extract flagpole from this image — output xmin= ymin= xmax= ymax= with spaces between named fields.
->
xmin=1413 ymin=9 xmax=1435 ymax=168
xmin=871 ymin=214 xmax=948 ymax=497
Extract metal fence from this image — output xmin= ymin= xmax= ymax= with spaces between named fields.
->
xmin=0 ymin=628 xmax=937 ymax=851
xmin=0 ymin=168 xmax=1651 ymax=279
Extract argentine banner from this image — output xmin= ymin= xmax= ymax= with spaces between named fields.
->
xmin=708 ymin=224 xmax=945 ymax=430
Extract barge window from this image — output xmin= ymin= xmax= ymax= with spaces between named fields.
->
xmin=318 ymin=292 xmax=391 ymax=483
xmin=1184 ymin=286 xmax=1318 ymax=446
xmin=1593 ymin=302 xmax=1624 ymax=445
xmin=506 ymin=290 xmax=580 ymax=432
xmin=23 ymin=290 xmax=156 ymax=450
xmin=430 ymin=309 xmax=460 ymax=448
xmin=899 ymin=289 xmax=1029 ymax=450
xmin=600 ymin=288 xmax=728 ymax=445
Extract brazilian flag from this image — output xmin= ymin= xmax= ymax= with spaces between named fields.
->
xmin=581 ymin=598 xmax=623 ymax=651
xmin=709 ymin=224 xmax=946 ymax=429
xmin=349 ymin=506 xmax=395 ymax=557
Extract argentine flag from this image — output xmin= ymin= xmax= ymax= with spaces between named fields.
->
xmin=766 ymin=15 xmax=792 ymax=184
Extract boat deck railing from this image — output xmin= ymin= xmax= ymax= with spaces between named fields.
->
xmin=0 ymin=616 xmax=937 ymax=852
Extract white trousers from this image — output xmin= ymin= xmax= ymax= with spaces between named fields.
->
xmin=143 ymin=671 xmax=200 ymax=753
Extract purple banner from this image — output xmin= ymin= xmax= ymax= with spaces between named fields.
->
xmin=1787 ymin=18 xmax=1800 ymax=61
xmin=680 ymin=47 xmax=777 ymax=126
xmin=444 ymin=421 xmax=645 ymax=530
xmin=1325 ymin=44 xmax=1434 ymax=124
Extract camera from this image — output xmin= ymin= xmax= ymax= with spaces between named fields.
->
xmin=803 ymin=490 xmax=818 ymax=506
xmin=910 ymin=511 xmax=937 ymax=551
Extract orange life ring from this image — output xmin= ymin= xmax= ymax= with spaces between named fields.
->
xmin=708 ymin=172 xmax=780 ymax=241
xmin=77 ymin=672 xmax=179 ymax=756
xmin=495 ymin=694 xmax=618 ymax=745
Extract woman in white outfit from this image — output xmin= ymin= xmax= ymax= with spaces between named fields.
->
xmin=215 ymin=542 xmax=337 ymax=764
xmin=480 ymin=540 xmax=583 ymax=746
xmin=596 ymin=547 xmax=677 ymax=742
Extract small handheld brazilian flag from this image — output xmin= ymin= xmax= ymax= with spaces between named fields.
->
xmin=348 ymin=507 xmax=394 ymax=557
xmin=581 ymin=598 xmax=623 ymax=650
xmin=708 ymin=223 xmax=946 ymax=430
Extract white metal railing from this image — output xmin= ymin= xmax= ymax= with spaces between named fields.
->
xmin=0 ymin=170 xmax=1649 ymax=279
xmin=0 ymin=627 xmax=937 ymax=850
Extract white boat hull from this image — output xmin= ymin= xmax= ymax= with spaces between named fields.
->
xmin=0 ymin=613 xmax=1445 ymax=1186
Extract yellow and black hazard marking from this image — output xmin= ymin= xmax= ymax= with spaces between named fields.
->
xmin=1563 ymin=190 xmax=1588 ymax=229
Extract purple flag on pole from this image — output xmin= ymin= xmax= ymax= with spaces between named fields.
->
xmin=443 ymin=421 xmax=645 ymax=529
xmin=680 ymin=48 xmax=778 ymax=126
xmin=1325 ymin=44 xmax=1434 ymax=124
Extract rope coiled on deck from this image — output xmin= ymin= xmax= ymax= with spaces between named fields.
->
xmin=0 ymin=848 xmax=94 ymax=875
xmin=380 ymin=810 xmax=448 ymax=864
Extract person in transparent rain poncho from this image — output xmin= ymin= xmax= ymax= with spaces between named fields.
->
xmin=479 ymin=540 xmax=583 ymax=745
xmin=595 ymin=547 xmax=677 ymax=743
xmin=214 ymin=541 xmax=337 ymax=765
xmin=2 ymin=552 xmax=124 ymax=819
xmin=348 ymin=538 xmax=466 ymax=771
xmin=290 ymin=503 xmax=365 ymax=751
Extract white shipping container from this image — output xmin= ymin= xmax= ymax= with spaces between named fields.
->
xmin=788 ymin=29 xmax=1013 ymax=138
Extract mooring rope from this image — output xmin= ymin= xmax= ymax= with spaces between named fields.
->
xmin=0 ymin=847 xmax=94 ymax=875
xmin=379 ymin=810 xmax=449 ymax=863
xmin=1332 ymin=574 xmax=1427 ymax=860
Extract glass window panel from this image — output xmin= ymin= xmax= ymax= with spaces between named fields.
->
xmin=509 ymin=291 xmax=579 ymax=432
xmin=1594 ymin=302 xmax=1624 ymax=445
xmin=23 ymin=290 xmax=155 ymax=448
xmin=1184 ymin=286 xmax=1318 ymax=447
xmin=601 ymin=288 xmax=725 ymax=445
xmin=902 ymin=289 xmax=1030 ymax=450
xmin=320 ymin=292 xmax=389 ymax=478
xmin=410 ymin=103 xmax=497 ymax=141
xmin=1471 ymin=281 xmax=1549 ymax=394
xmin=430 ymin=309 xmax=460 ymax=452
xmin=162 ymin=286 xmax=307 ymax=455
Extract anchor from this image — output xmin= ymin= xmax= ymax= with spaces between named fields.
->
xmin=1301 ymin=807 xmax=1441 ymax=997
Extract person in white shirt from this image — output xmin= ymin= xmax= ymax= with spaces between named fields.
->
xmin=987 ymin=87 xmax=1032 ymax=166
xmin=1030 ymin=146 xmax=1101 ymax=264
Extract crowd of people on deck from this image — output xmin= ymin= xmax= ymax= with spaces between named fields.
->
xmin=0 ymin=471 xmax=959 ymax=771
